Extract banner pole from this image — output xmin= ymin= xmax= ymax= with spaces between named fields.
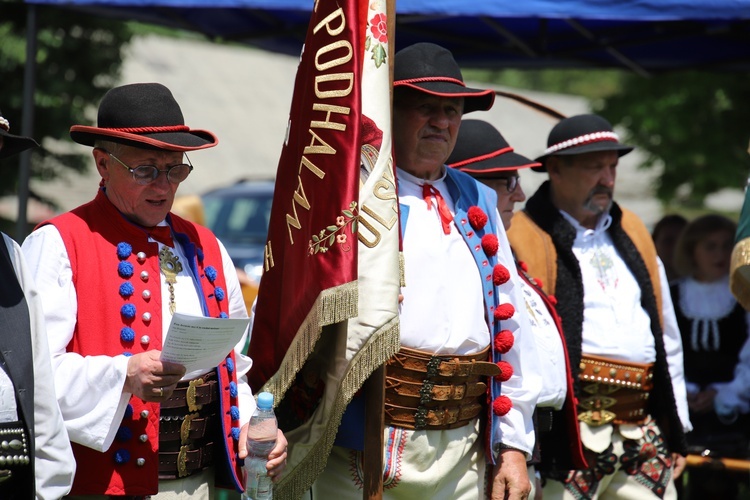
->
xmin=362 ymin=2 xmax=395 ymax=499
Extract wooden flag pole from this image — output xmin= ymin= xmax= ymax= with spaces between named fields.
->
xmin=362 ymin=2 xmax=395 ymax=499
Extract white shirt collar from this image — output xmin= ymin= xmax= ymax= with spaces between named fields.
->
xmin=559 ymin=210 xmax=613 ymax=243
xmin=396 ymin=166 xmax=448 ymax=187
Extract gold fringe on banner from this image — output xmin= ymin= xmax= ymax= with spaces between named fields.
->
xmin=262 ymin=280 xmax=359 ymax=404
xmin=275 ymin=315 xmax=401 ymax=499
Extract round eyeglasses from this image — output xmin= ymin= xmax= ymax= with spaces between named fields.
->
xmin=498 ymin=175 xmax=520 ymax=193
xmin=104 ymin=150 xmax=193 ymax=185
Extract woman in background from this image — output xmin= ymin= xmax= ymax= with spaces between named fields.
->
xmin=671 ymin=214 xmax=750 ymax=499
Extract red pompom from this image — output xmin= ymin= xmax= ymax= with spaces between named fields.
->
xmin=548 ymin=294 xmax=558 ymax=306
xmin=493 ymin=264 xmax=510 ymax=286
xmin=481 ymin=234 xmax=499 ymax=257
xmin=494 ymin=361 xmax=514 ymax=382
xmin=534 ymin=277 xmax=543 ymax=289
xmin=494 ymin=330 xmax=514 ymax=353
xmin=467 ymin=206 xmax=488 ymax=230
xmin=492 ymin=395 xmax=513 ymax=416
xmin=518 ymin=261 xmax=529 ymax=273
xmin=494 ymin=303 xmax=515 ymax=321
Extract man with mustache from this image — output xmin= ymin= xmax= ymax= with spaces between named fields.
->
xmin=508 ymin=114 xmax=692 ymax=499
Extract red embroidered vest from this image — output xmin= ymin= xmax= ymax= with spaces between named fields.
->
xmin=44 ymin=189 xmax=243 ymax=495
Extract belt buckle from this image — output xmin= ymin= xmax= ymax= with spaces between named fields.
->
xmin=414 ymin=407 xmax=428 ymax=430
xmin=578 ymin=385 xmax=617 ymax=427
xmin=419 ymin=380 xmax=435 ymax=405
xmin=180 ymin=413 xmax=197 ymax=445
xmin=187 ymin=378 xmax=205 ymax=413
xmin=177 ymin=445 xmax=189 ymax=478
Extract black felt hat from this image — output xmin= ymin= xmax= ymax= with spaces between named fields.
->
xmin=534 ymin=113 xmax=633 ymax=171
xmin=0 ymin=109 xmax=39 ymax=160
xmin=447 ymin=119 xmax=540 ymax=176
xmin=394 ymin=43 xmax=495 ymax=114
xmin=70 ymin=83 xmax=218 ymax=152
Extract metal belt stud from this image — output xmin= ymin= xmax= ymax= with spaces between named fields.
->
xmin=419 ymin=380 xmax=435 ymax=405
xmin=414 ymin=407 xmax=428 ymax=430
xmin=426 ymin=356 xmax=443 ymax=378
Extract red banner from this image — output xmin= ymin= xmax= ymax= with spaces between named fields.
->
xmin=248 ymin=0 xmax=363 ymax=401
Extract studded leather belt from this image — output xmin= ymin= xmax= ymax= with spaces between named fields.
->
xmin=159 ymin=373 xmax=219 ymax=479
xmin=161 ymin=371 xmax=218 ymax=411
xmin=577 ymin=354 xmax=654 ymax=427
xmin=384 ymin=345 xmax=499 ymax=430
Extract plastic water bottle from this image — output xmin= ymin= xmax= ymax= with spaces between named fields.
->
xmin=243 ymin=392 xmax=277 ymax=500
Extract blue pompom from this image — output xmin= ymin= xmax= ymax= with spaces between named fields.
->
xmin=230 ymin=406 xmax=240 ymax=421
xmin=219 ymin=312 xmax=228 ymax=319
xmin=116 ymin=426 xmax=133 ymax=442
xmin=117 ymin=242 xmax=133 ymax=260
xmin=120 ymin=326 xmax=135 ymax=342
xmin=205 ymin=266 xmax=217 ymax=283
xmin=118 ymin=261 xmax=134 ymax=278
xmin=119 ymin=282 xmax=135 ymax=298
xmin=229 ymin=381 xmax=238 ymax=398
xmin=123 ymin=351 xmax=133 ymax=357
xmin=113 ymin=448 xmax=130 ymax=464
xmin=121 ymin=303 xmax=136 ymax=319
xmin=231 ymin=427 xmax=240 ymax=441
xmin=124 ymin=404 xmax=134 ymax=418
xmin=215 ymin=287 xmax=225 ymax=301
xmin=226 ymin=357 xmax=235 ymax=373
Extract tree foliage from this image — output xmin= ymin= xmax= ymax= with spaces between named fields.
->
xmin=0 ymin=1 xmax=133 ymax=204
xmin=468 ymin=68 xmax=750 ymax=206
xmin=597 ymin=72 xmax=750 ymax=206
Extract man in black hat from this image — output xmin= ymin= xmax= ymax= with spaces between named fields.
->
xmin=21 ymin=83 xmax=287 ymax=497
xmin=448 ymin=119 xmax=589 ymax=498
xmin=0 ymin=110 xmax=75 ymax=499
xmin=508 ymin=114 xmax=692 ymax=499
xmin=314 ymin=43 xmax=539 ymax=500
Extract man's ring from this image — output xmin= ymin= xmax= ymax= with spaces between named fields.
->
xmin=157 ymin=387 xmax=163 ymax=397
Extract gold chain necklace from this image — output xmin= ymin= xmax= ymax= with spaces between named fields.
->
xmin=159 ymin=246 xmax=183 ymax=315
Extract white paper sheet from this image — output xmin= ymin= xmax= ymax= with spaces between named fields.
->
xmin=160 ymin=312 xmax=249 ymax=374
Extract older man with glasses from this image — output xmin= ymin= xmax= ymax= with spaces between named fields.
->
xmin=21 ymin=83 xmax=287 ymax=498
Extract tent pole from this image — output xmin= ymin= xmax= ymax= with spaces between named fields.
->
xmin=17 ymin=3 xmax=38 ymax=241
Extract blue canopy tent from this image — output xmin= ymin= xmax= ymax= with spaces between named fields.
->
xmin=14 ymin=0 xmax=750 ymax=232
xmin=24 ymin=0 xmax=750 ymax=74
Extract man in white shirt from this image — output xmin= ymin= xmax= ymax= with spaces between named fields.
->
xmin=0 ymin=109 xmax=75 ymax=499
xmin=22 ymin=83 xmax=287 ymax=497
xmin=313 ymin=42 xmax=540 ymax=500
xmin=508 ymin=114 xmax=691 ymax=500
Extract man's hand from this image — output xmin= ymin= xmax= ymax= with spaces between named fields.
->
xmin=123 ymin=350 xmax=185 ymax=402
xmin=687 ymin=388 xmax=716 ymax=414
xmin=672 ymin=453 xmax=686 ymax=479
xmin=239 ymin=425 xmax=289 ymax=482
xmin=492 ymin=448 xmax=531 ymax=500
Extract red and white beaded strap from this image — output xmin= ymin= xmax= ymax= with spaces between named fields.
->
xmin=545 ymin=131 xmax=619 ymax=155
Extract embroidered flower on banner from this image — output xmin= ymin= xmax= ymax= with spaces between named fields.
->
xmin=365 ymin=13 xmax=388 ymax=68
xmin=310 ymin=201 xmax=358 ymax=255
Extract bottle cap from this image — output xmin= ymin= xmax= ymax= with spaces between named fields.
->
xmin=257 ymin=392 xmax=274 ymax=409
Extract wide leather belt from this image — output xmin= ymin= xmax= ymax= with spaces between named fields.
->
xmin=577 ymin=354 xmax=654 ymax=427
xmin=159 ymin=373 xmax=219 ymax=478
xmin=162 ymin=371 xmax=218 ymax=411
xmin=384 ymin=345 xmax=498 ymax=430
xmin=159 ymin=442 xmax=214 ymax=479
